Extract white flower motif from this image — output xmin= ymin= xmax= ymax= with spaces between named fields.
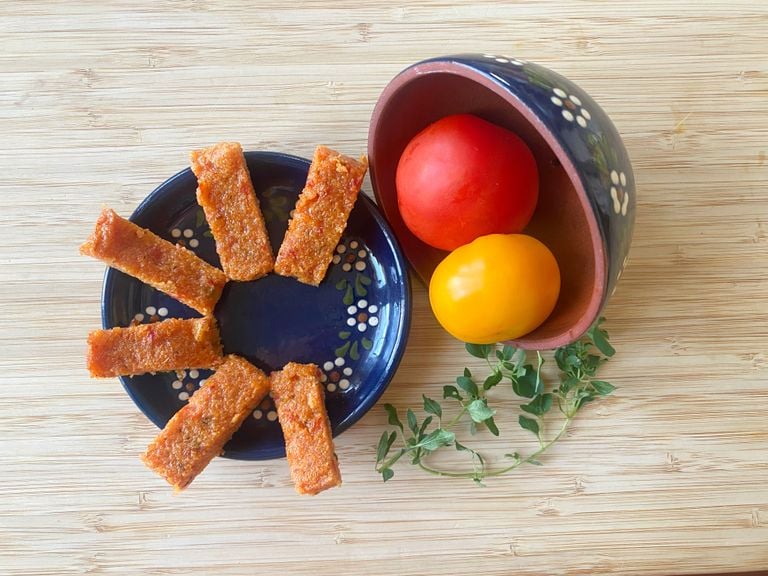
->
xmin=609 ymin=170 xmax=629 ymax=216
xmin=170 ymin=368 xmax=207 ymax=402
xmin=133 ymin=304 xmax=169 ymax=324
xmin=251 ymin=396 xmax=275 ymax=420
xmin=321 ymin=360 xmax=354 ymax=393
xmin=171 ymin=227 xmax=199 ymax=249
xmin=550 ymin=87 xmax=591 ymax=128
xmin=333 ymin=239 xmax=368 ymax=272
xmin=345 ymin=299 xmax=379 ymax=333
xmin=482 ymin=53 xmax=525 ymax=66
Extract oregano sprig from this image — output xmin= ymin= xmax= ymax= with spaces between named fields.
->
xmin=375 ymin=317 xmax=616 ymax=484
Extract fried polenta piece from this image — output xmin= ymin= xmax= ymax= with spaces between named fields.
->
xmin=142 ymin=355 xmax=270 ymax=491
xmin=190 ymin=142 xmax=274 ymax=281
xmin=86 ymin=316 xmax=223 ymax=378
xmin=270 ymin=362 xmax=341 ymax=495
xmin=80 ymin=208 xmax=227 ymax=315
xmin=274 ymin=146 xmax=368 ymax=286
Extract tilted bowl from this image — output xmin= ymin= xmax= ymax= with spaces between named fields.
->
xmin=368 ymin=53 xmax=635 ymax=349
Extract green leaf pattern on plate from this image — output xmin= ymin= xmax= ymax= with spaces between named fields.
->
xmin=320 ymin=237 xmax=378 ymax=395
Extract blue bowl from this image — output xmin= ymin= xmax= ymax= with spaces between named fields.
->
xmin=102 ymin=151 xmax=411 ymax=460
xmin=369 ymin=53 xmax=635 ymax=350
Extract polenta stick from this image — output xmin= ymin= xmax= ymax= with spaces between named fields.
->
xmin=142 ymin=355 xmax=270 ymax=491
xmin=86 ymin=316 xmax=223 ymax=378
xmin=274 ymin=146 xmax=368 ymax=286
xmin=80 ymin=208 xmax=227 ymax=315
xmin=190 ymin=142 xmax=274 ymax=281
xmin=270 ymin=362 xmax=342 ymax=495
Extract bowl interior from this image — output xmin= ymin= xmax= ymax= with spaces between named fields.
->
xmin=369 ymin=66 xmax=604 ymax=349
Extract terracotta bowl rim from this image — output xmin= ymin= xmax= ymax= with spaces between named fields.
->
xmin=368 ymin=58 xmax=607 ymax=350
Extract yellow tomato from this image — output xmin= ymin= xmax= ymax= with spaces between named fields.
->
xmin=429 ymin=234 xmax=561 ymax=343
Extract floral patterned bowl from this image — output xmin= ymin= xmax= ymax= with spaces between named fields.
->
xmin=368 ymin=53 xmax=635 ymax=349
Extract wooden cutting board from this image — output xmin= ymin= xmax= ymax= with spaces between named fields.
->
xmin=2 ymin=2 xmax=767 ymax=575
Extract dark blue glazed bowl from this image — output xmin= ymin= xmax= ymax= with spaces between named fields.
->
xmin=102 ymin=151 xmax=411 ymax=460
xmin=369 ymin=53 xmax=635 ymax=349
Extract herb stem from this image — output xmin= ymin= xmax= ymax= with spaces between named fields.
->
xmin=416 ymin=416 xmax=572 ymax=479
xmin=375 ymin=319 xmax=615 ymax=484
xmin=444 ymin=406 xmax=468 ymax=429
xmin=378 ymin=449 xmax=406 ymax=472
xmin=416 ymin=462 xmax=476 ymax=478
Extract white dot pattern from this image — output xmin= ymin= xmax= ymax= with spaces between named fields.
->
xmin=160 ymin=232 xmax=376 ymax=409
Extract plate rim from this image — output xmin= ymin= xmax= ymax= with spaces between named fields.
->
xmin=100 ymin=150 xmax=412 ymax=460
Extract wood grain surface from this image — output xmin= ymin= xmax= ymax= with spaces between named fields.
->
xmin=2 ymin=2 xmax=767 ymax=575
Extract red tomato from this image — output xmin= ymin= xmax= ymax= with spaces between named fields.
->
xmin=395 ymin=114 xmax=538 ymax=251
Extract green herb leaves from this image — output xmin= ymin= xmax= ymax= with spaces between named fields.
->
xmin=375 ymin=317 xmax=617 ymax=483
xmin=466 ymin=343 xmax=494 ymax=359
xmin=376 ymin=403 xmax=455 ymax=482
xmin=520 ymin=393 xmax=553 ymax=417
xmin=518 ymin=415 xmax=540 ymax=436
xmin=423 ymin=395 xmax=442 ymax=418
xmin=467 ymin=399 xmax=495 ymax=423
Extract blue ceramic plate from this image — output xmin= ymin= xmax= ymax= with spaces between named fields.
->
xmin=102 ymin=151 xmax=411 ymax=460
